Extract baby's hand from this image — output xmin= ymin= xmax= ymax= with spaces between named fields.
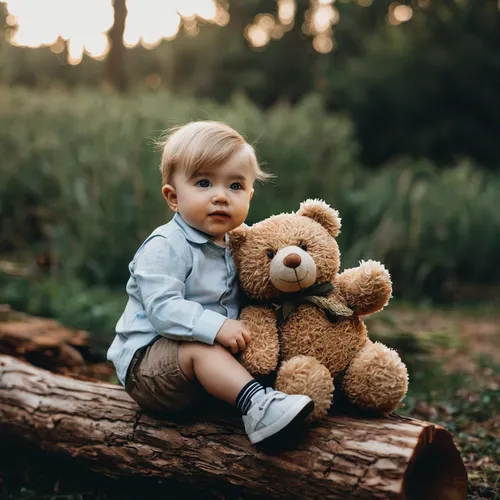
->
xmin=216 ymin=319 xmax=252 ymax=354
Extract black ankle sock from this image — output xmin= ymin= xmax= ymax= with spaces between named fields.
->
xmin=236 ymin=379 xmax=265 ymax=415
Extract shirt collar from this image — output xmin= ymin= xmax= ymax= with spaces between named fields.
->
xmin=173 ymin=213 xmax=211 ymax=244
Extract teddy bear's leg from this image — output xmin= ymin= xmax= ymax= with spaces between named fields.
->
xmin=342 ymin=340 xmax=408 ymax=413
xmin=275 ymin=355 xmax=334 ymax=420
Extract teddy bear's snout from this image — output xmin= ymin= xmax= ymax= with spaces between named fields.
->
xmin=270 ymin=246 xmax=317 ymax=292
xmin=283 ymin=253 xmax=301 ymax=269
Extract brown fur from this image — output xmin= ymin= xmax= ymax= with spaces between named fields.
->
xmin=239 ymin=306 xmax=279 ymax=375
xmin=297 ymin=198 xmax=341 ymax=237
xmin=230 ymin=199 xmax=408 ymax=419
xmin=231 ymin=212 xmax=340 ymax=300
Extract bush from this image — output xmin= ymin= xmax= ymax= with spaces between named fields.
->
xmin=340 ymin=160 xmax=500 ymax=297
xmin=0 ymin=86 xmax=499 ymax=299
xmin=0 ymin=87 xmax=357 ymax=285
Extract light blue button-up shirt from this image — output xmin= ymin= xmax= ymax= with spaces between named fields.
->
xmin=107 ymin=213 xmax=240 ymax=385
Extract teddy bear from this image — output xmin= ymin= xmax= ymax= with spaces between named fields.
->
xmin=229 ymin=199 xmax=408 ymax=419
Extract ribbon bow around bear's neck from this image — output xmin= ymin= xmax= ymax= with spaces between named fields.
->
xmin=271 ymin=282 xmax=354 ymax=326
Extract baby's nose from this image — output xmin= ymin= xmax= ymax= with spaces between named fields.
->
xmin=212 ymin=192 xmax=229 ymax=203
xmin=283 ymin=253 xmax=301 ymax=269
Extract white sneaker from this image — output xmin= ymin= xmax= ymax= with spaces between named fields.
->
xmin=242 ymin=389 xmax=314 ymax=444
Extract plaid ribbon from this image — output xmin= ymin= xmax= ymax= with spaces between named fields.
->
xmin=245 ymin=282 xmax=353 ymax=326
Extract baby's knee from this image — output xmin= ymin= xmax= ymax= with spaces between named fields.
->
xmin=178 ymin=341 xmax=225 ymax=376
xmin=180 ymin=340 xmax=225 ymax=359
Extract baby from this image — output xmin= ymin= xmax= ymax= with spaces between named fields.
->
xmin=107 ymin=121 xmax=313 ymax=444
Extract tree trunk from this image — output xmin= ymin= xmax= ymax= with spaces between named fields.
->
xmin=107 ymin=0 xmax=128 ymax=92
xmin=0 ymin=355 xmax=466 ymax=500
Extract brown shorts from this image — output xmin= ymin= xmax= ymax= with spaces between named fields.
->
xmin=125 ymin=337 xmax=205 ymax=412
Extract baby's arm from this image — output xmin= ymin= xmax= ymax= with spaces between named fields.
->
xmin=216 ymin=319 xmax=251 ymax=353
xmin=134 ymin=232 xmax=227 ymax=345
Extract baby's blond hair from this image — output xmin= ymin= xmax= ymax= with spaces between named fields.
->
xmin=159 ymin=121 xmax=270 ymax=185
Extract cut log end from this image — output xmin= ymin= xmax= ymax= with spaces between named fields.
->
xmin=404 ymin=425 xmax=467 ymax=500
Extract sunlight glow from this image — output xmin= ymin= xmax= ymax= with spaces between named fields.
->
xmin=244 ymin=1 xmax=304 ymax=49
xmin=313 ymin=34 xmax=334 ymax=53
xmin=214 ymin=7 xmax=230 ymax=27
xmin=85 ymin=33 xmax=109 ymax=60
xmin=312 ymin=5 xmax=338 ymax=33
xmin=3 ymin=0 xmax=225 ymax=64
xmin=278 ymin=0 xmax=296 ymax=26
xmin=393 ymin=5 xmax=413 ymax=22
xmin=245 ymin=11 xmax=284 ymax=49
xmin=303 ymin=0 xmax=338 ymax=53
xmin=4 ymin=0 xmax=345 ymax=60
xmin=387 ymin=3 xmax=413 ymax=25
xmin=246 ymin=24 xmax=271 ymax=48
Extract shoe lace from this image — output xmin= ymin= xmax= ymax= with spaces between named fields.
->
xmin=256 ymin=391 xmax=287 ymax=425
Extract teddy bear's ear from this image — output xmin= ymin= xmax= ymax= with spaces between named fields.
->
xmin=228 ymin=224 xmax=248 ymax=251
xmin=297 ymin=199 xmax=341 ymax=237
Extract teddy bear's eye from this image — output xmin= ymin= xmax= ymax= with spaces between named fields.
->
xmin=267 ymin=249 xmax=275 ymax=259
xmin=299 ymin=242 xmax=308 ymax=252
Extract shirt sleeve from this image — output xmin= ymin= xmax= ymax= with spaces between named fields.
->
xmin=133 ymin=232 xmax=226 ymax=344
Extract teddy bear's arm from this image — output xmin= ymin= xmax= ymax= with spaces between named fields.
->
xmin=238 ymin=305 xmax=279 ymax=375
xmin=335 ymin=260 xmax=392 ymax=316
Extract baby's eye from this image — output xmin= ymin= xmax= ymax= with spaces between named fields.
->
xmin=230 ymin=182 xmax=242 ymax=190
xmin=196 ymin=179 xmax=210 ymax=188
xmin=299 ymin=242 xmax=308 ymax=251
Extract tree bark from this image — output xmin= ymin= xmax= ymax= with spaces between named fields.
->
xmin=107 ymin=0 xmax=128 ymax=92
xmin=0 ymin=355 xmax=466 ymax=500
xmin=0 ymin=305 xmax=112 ymax=380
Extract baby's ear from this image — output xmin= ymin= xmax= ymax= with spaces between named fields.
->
xmin=228 ymin=224 xmax=248 ymax=252
xmin=297 ymin=199 xmax=341 ymax=237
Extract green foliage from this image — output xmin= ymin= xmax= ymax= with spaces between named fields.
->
xmin=328 ymin=0 xmax=500 ymax=167
xmin=0 ymin=87 xmax=499 ymax=299
xmin=0 ymin=86 xmax=357 ymax=285
xmin=2 ymin=1 xmax=500 ymax=169
xmin=340 ymin=160 xmax=500 ymax=297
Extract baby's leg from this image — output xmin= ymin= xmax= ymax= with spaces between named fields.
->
xmin=126 ymin=338 xmax=315 ymax=445
xmin=179 ymin=341 xmax=315 ymax=445
xmin=178 ymin=340 xmax=254 ymax=405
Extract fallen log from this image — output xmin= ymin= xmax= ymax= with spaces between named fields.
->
xmin=0 ymin=355 xmax=466 ymax=500
xmin=0 ymin=305 xmax=114 ymax=380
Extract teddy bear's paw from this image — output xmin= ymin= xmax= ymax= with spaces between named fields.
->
xmin=337 ymin=260 xmax=392 ymax=316
xmin=275 ymin=355 xmax=334 ymax=420
xmin=342 ymin=342 xmax=409 ymax=414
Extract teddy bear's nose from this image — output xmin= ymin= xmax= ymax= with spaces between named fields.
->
xmin=283 ymin=253 xmax=302 ymax=269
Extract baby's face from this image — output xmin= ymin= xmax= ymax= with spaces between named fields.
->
xmin=164 ymin=147 xmax=254 ymax=245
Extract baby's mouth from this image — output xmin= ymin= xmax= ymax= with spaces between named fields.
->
xmin=209 ymin=211 xmax=230 ymax=218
